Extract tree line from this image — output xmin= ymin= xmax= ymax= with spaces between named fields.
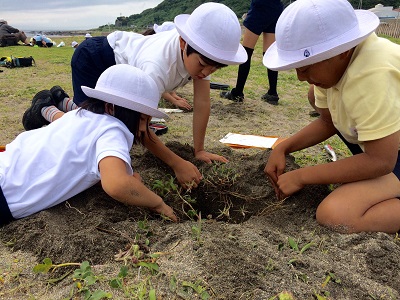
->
xmin=98 ymin=0 xmax=400 ymax=31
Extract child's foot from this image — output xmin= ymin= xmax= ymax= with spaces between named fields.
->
xmin=261 ymin=93 xmax=279 ymax=105
xmin=50 ymin=85 xmax=69 ymax=106
xmin=22 ymin=90 xmax=55 ymax=130
xmin=220 ymin=88 xmax=244 ymax=102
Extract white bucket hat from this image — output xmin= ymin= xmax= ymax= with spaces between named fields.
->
xmin=174 ymin=2 xmax=247 ymax=65
xmin=263 ymin=0 xmax=379 ymax=71
xmin=81 ymin=65 xmax=168 ymax=119
xmin=154 ymin=21 xmax=175 ymax=33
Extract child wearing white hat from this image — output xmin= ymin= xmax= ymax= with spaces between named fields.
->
xmin=263 ymin=0 xmax=400 ymax=233
xmin=1 ymin=65 xmax=177 ymax=225
xmin=23 ymin=2 xmax=247 ymax=190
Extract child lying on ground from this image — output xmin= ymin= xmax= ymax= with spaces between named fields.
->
xmin=0 ymin=64 xmax=177 ymax=226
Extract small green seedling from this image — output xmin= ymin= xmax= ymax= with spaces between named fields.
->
xmin=321 ymin=271 xmax=341 ymax=288
xmin=72 ymin=261 xmax=112 ymax=300
xmin=287 ymin=237 xmax=316 ymax=254
xmin=268 ymin=291 xmax=295 ymax=300
xmin=152 ymin=175 xmax=178 ymax=196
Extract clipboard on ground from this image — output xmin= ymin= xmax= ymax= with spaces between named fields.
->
xmin=219 ymin=133 xmax=287 ymax=149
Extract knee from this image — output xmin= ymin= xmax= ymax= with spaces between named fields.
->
xmin=316 ymin=199 xmax=353 ymax=233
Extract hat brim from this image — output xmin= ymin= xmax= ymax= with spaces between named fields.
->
xmin=263 ymin=10 xmax=380 ymax=71
xmin=174 ymin=14 xmax=247 ymax=65
xmin=81 ymin=86 xmax=168 ymax=119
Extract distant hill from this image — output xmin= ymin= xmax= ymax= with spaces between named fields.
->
xmin=100 ymin=0 xmax=400 ymax=31
xmin=101 ymin=0 xmax=291 ymax=31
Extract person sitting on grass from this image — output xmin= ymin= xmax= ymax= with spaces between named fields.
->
xmin=263 ymin=0 xmax=400 ymax=233
xmin=0 ymin=64 xmax=177 ymax=226
xmin=0 ymin=19 xmax=30 ymax=46
xmin=22 ymin=2 xmax=247 ymax=190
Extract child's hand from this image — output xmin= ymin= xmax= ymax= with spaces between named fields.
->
xmin=275 ymin=170 xmax=304 ymax=199
xmin=151 ymin=201 xmax=178 ymax=222
xmin=162 ymin=92 xmax=192 ymax=111
xmin=265 ymin=149 xmax=287 ymax=200
xmin=173 ymin=160 xmax=202 ymax=189
xmin=195 ymin=150 xmax=228 ymax=164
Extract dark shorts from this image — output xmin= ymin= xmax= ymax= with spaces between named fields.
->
xmin=0 ymin=185 xmax=15 ymax=226
xmin=71 ymin=36 xmax=116 ymax=105
xmin=243 ymin=0 xmax=284 ymax=35
xmin=338 ymin=132 xmax=400 ymax=180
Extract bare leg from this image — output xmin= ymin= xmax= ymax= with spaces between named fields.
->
xmin=316 ymin=173 xmax=400 ymax=233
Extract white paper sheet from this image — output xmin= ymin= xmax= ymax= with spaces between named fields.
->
xmin=219 ymin=133 xmax=278 ymax=149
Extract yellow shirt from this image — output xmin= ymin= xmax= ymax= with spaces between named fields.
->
xmin=315 ymin=33 xmax=400 ymax=151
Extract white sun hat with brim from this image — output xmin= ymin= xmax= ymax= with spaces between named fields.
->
xmin=154 ymin=21 xmax=175 ymax=33
xmin=174 ymin=2 xmax=247 ymax=65
xmin=263 ymin=0 xmax=380 ymax=71
xmin=81 ymin=65 xmax=168 ymax=119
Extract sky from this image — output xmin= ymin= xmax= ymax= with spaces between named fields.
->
xmin=3 ymin=0 xmax=163 ymax=31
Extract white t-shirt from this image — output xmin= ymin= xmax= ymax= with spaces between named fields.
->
xmin=0 ymin=110 xmax=134 ymax=219
xmin=107 ymin=30 xmax=194 ymax=94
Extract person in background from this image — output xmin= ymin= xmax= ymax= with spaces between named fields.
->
xmin=85 ymin=33 xmax=92 ymax=40
xmin=22 ymin=2 xmax=247 ymax=190
xmin=1 ymin=65 xmax=177 ymax=226
xmin=220 ymin=0 xmax=283 ymax=105
xmin=71 ymin=41 xmax=79 ymax=48
xmin=0 ymin=19 xmax=30 ymax=46
xmin=263 ymin=0 xmax=400 ymax=234
xmin=31 ymin=34 xmax=54 ymax=47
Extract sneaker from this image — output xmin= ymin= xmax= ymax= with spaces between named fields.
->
xmin=220 ymin=89 xmax=244 ymax=103
xmin=22 ymin=90 xmax=55 ymax=130
xmin=50 ymin=85 xmax=69 ymax=106
xmin=261 ymin=93 xmax=279 ymax=105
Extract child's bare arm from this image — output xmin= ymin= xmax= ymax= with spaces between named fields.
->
xmin=99 ymin=156 xmax=177 ymax=222
xmin=192 ymin=79 xmax=228 ymax=163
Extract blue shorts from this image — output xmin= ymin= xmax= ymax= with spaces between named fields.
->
xmin=71 ymin=36 xmax=116 ymax=105
xmin=243 ymin=0 xmax=284 ymax=35
xmin=0 ymin=185 xmax=15 ymax=226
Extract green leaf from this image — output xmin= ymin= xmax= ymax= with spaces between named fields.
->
xmin=136 ymin=262 xmax=159 ymax=274
xmin=149 ymin=289 xmax=156 ymax=300
xmin=300 ymin=242 xmax=315 ymax=254
xmin=85 ymin=275 xmax=98 ymax=286
xmin=169 ymin=275 xmax=177 ymax=292
xmin=118 ymin=265 xmax=128 ymax=278
xmin=314 ymin=293 xmax=327 ymax=300
xmin=288 ymin=237 xmax=299 ymax=251
xmin=33 ymin=258 xmax=53 ymax=273
xmin=201 ymin=290 xmax=211 ymax=300
xmin=88 ymin=290 xmax=112 ymax=300
xmin=109 ymin=278 xmax=122 ymax=288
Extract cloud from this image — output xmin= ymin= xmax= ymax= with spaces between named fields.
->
xmin=3 ymin=0 xmax=163 ymax=31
